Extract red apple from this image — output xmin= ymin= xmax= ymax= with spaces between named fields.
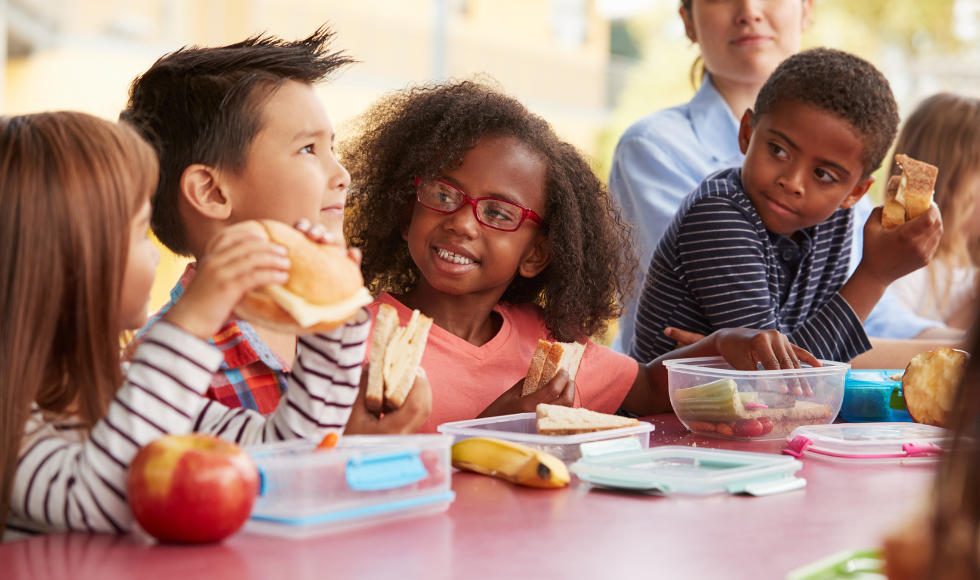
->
xmin=127 ymin=434 xmax=259 ymax=543
xmin=902 ymin=348 xmax=970 ymax=428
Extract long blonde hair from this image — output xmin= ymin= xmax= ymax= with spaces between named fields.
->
xmin=888 ymin=93 xmax=980 ymax=317
xmin=0 ymin=112 xmax=158 ymax=531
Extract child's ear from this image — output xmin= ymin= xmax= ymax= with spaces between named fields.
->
xmin=181 ymin=164 xmax=231 ymax=220
xmin=738 ymin=110 xmax=754 ymax=155
xmin=518 ymin=234 xmax=551 ymax=278
xmin=840 ymin=175 xmax=875 ymax=210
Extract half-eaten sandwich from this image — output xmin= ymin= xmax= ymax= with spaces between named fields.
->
xmin=233 ymin=220 xmax=374 ymax=333
xmin=522 ymin=340 xmax=586 ymax=396
xmin=536 ymin=404 xmax=640 ymax=436
xmin=881 ymin=154 xmax=938 ymax=229
xmin=366 ymin=304 xmax=433 ymax=412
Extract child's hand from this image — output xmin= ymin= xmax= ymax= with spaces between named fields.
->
xmin=293 ymin=219 xmax=362 ymax=268
xmin=712 ymin=328 xmax=820 ymax=396
xmin=477 ymin=370 xmax=575 ymax=418
xmin=344 ymin=365 xmax=432 ymax=434
xmin=860 ymin=204 xmax=943 ymax=285
xmin=164 ymin=223 xmax=290 ymax=340
xmin=665 ymin=327 xmax=706 ymax=349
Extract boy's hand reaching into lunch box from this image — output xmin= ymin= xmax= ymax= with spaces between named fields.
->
xmin=164 ymin=222 xmax=290 ymax=340
xmin=477 ymin=370 xmax=575 ymax=418
xmin=711 ymin=328 xmax=819 ymax=396
xmin=344 ymin=365 xmax=432 ymax=434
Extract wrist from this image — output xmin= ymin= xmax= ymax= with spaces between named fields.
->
xmin=852 ymin=261 xmax=892 ymax=289
xmin=163 ymin=306 xmax=215 ymax=341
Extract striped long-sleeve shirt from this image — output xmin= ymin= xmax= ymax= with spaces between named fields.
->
xmin=630 ymin=167 xmax=873 ymax=364
xmin=5 ymin=310 xmax=370 ymax=541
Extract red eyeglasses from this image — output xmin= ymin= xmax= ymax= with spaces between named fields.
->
xmin=414 ymin=177 xmax=545 ymax=232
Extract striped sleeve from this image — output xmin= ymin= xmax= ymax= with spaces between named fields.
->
xmin=676 ymin=198 xmax=778 ymax=330
xmin=191 ymin=308 xmax=371 ymax=445
xmin=8 ymin=321 xmax=223 ymax=535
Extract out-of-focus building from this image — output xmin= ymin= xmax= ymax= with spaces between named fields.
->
xmin=2 ymin=0 xmax=617 ymax=311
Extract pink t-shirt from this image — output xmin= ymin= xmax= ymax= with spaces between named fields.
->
xmin=366 ymin=292 xmax=639 ymax=433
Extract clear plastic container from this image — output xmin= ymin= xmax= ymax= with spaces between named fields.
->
xmin=664 ymin=356 xmax=849 ymax=441
xmin=783 ymin=423 xmax=951 ymax=463
xmin=437 ymin=413 xmax=655 ymax=463
xmin=243 ymin=435 xmax=455 ymax=539
xmin=569 ymin=443 xmax=805 ymax=496
xmin=840 ymin=369 xmax=912 ymax=423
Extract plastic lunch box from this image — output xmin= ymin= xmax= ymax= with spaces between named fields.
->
xmin=840 ymin=369 xmax=912 ymax=423
xmin=437 ymin=413 xmax=656 ymax=463
xmin=569 ymin=438 xmax=805 ymax=496
xmin=782 ymin=423 xmax=951 ymax=463
xmin=243 ymin=434 xmax=455 ymax=539
xmin=664 ymin=357 xmax=849 ymax=441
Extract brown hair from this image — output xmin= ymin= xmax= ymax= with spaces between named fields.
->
xmin=0 ymin=112 xmax=158 ymax=532
xmin=888 ymin=93 xmax=980 ymax=316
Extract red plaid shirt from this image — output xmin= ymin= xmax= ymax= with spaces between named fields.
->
xmin=134 ymin=264 xmax=288 ymax=414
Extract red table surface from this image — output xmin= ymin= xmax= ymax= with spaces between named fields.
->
xmin=2 ymin=414 xmax=936 ymax=580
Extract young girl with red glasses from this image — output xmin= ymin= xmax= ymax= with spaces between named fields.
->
xmin=343 ymin=80 xmax=816 ymax=432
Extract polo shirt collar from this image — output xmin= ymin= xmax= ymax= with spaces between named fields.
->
xmin=690 ymin=74 xmax=743 ymax=164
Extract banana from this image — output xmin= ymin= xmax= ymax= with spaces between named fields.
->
xmin=451 ymin=437 xmax=570 ymax=489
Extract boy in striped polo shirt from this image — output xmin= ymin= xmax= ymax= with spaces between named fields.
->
xmin=631 ymin=48 xmax=943 ymax=364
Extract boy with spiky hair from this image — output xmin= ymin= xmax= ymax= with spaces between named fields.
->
xmin=632 ymin=48 xmax=944 ymax=365
xmin=123 ymin=27 xmax=431 ymax=433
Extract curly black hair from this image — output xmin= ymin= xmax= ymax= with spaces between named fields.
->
xmin=754 ymin=47 xmax=900 ymax=178
xmin=341 ymin=79 xmax=637 ymax=342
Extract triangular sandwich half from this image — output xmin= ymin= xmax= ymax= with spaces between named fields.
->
xmin=366 ymin=305 xmax=433 ymax=412
xmin=536 ymin=404 xmax=640 ymax=436
xmin=522 ymin=340 xmax=586 ymax=396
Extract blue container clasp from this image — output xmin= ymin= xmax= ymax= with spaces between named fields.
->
xmin=346 ymin=449 xmax=428 ymax=491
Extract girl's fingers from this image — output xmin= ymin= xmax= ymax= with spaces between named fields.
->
xmin=203 ymin=239 xmax=289 ymax=271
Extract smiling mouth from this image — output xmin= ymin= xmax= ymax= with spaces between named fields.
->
xmin=436 ymin=248 xmax=477 ymax=265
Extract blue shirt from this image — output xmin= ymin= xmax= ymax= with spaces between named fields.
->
xmin=608 ymin=75 xmax=943 ymax=353
xmin=631 ymin=167 xmax=873 ymax=363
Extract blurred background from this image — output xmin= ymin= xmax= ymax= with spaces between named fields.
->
xmin=2 ymin=0 xmax=978 ymax=312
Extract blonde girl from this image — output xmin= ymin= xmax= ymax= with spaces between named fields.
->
xmin=888 ymin=93 xmax=980 ymax=330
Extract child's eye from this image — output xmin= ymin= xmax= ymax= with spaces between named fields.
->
xmin=768 ymin=143 xmax=788 ymax=159
xmin=300 ymin=144 xmax=315 ymax=154
xmin=814 ymin=168 xmax=838 ymax=183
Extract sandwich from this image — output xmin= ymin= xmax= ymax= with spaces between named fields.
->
xmin=536 ymin=404 xmax=640 ymax=436
xmin=365 ymin=304 xmax=433 ymax=412
xmin=522 ymin=340 xmax=586 ymax=396
xmin=881 ymin=154 xmax=938 ymax=229
xmin=233 ymin=220 xmax=374 ymax=333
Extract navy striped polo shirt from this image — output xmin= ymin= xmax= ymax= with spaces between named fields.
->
xmin=630 ymin=167 xmax=873 ymax=363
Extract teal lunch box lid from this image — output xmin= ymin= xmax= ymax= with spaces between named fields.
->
xmin=568 ymin=439 xmax=805 ymax=496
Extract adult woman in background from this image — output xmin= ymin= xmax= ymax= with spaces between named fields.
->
xmin=609 ymin=0 xmax=956 ymax=359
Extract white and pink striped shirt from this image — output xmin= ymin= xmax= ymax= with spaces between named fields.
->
xmin=4 ymin=311 xmax=370 ymax=541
